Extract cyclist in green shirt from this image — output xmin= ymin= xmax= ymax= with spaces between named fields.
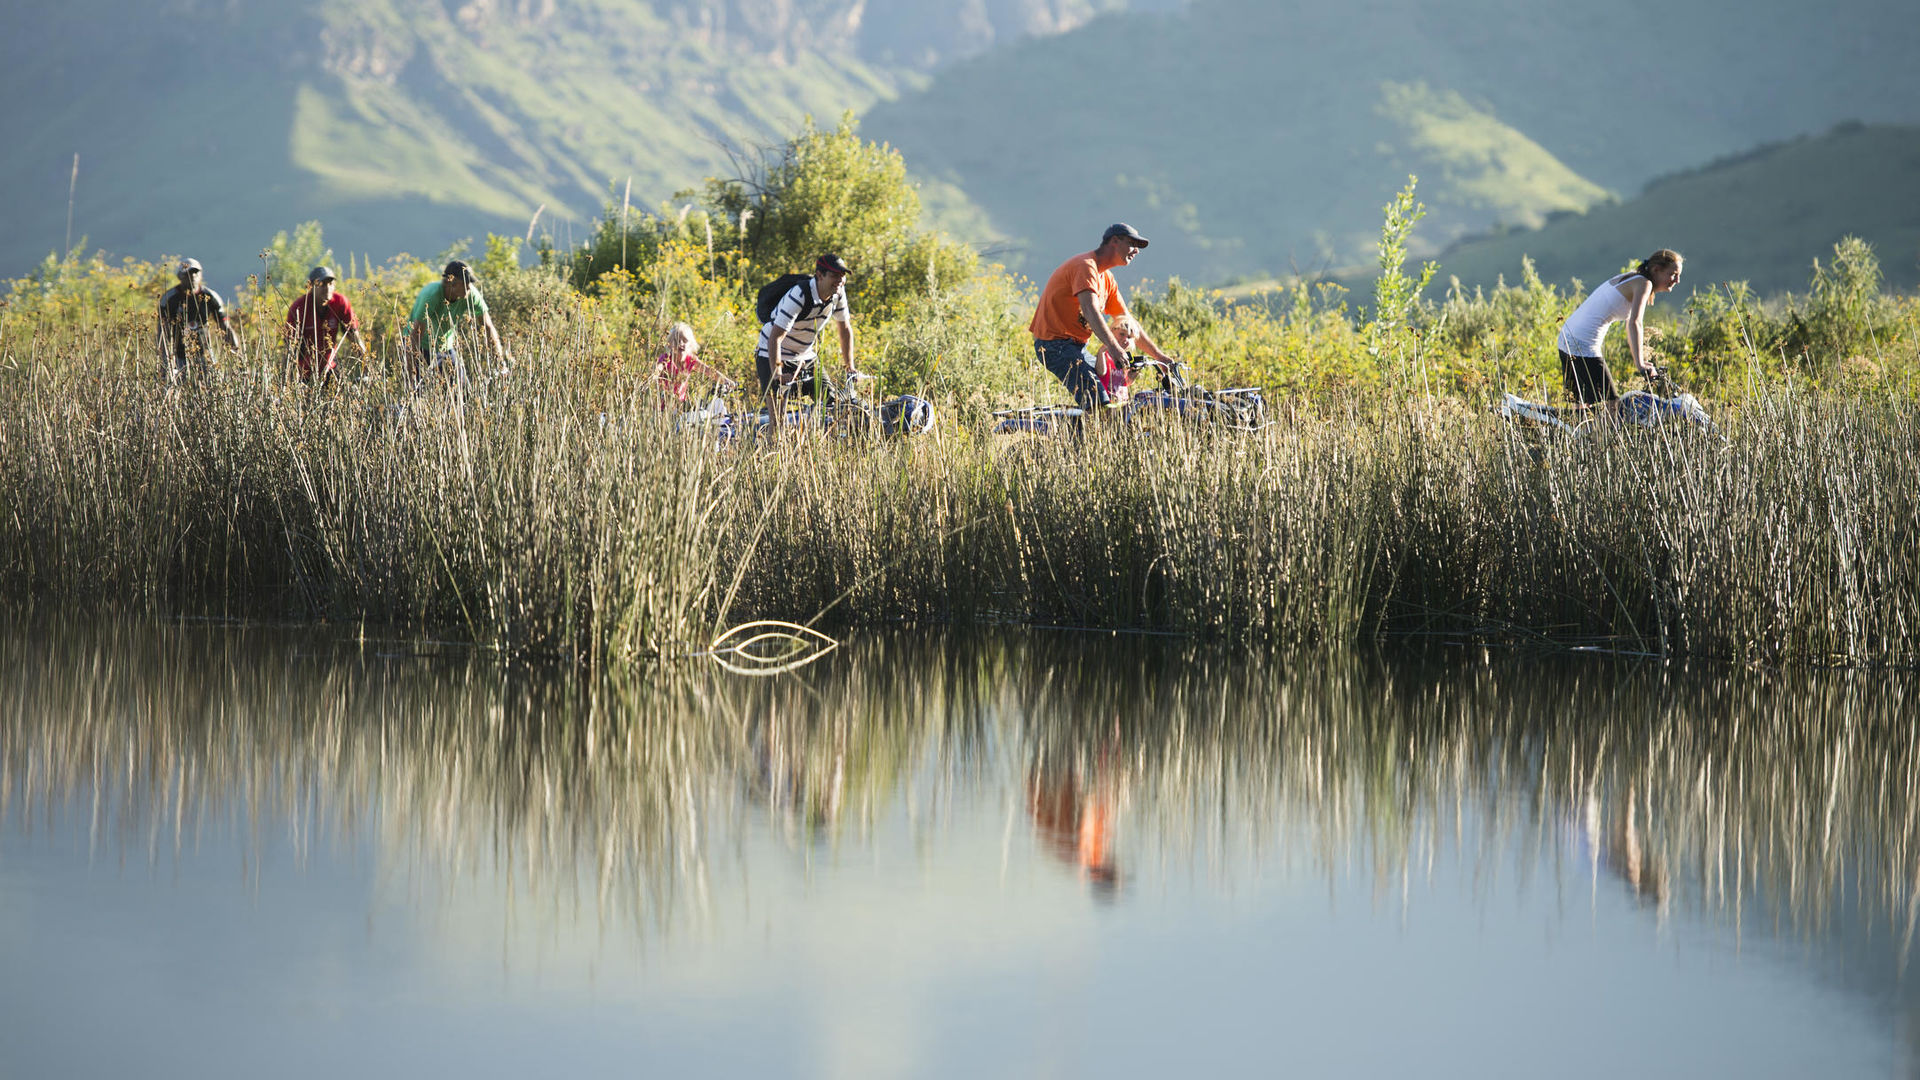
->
xmin=407 ymin=260 xmax=511 ymax=388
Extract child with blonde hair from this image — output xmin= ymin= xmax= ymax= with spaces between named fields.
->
xmin=655 ymin=322 xmax=733 ymax=405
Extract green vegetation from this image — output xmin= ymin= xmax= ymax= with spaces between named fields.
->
xmin=4 ymin=311 xmax=1917 ymax=666
xmin=6 ymin=124 xmax=1920 ymax=667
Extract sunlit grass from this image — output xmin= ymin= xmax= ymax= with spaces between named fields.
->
xmin=3 ymin=316 xmax=1918 ymax=666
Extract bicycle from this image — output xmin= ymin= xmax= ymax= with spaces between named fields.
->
xmin=988 ymin=355 xmax=1266 ymax=435
xmin=1122 ymin=357 xmax=1268 ymax=431
xmin=822 ymin=371 xmax=936 ymax=439
xmin=1498 ymin=367 xmax=1714 ymax=439
xmin=751 ymin=370 xmax=935 ymax=440
xmin=673 ymin=369 xmax=934 ymax=447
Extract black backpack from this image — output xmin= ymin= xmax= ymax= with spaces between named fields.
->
xmin=755 ymin=273 xmax=822 ymax=325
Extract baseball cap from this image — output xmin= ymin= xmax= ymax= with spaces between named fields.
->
xmin=177 ymin=258 xmax=203 ymax=274
xmin=442 ymin=259 xmax=476 ymax=282
xmin=308 ymin=266 xmax=336 ymax=283
xmin=1101 ymin=223 xmax=1150 ymax=248
xmin=815 ymin=253 xmax=851 ymax=276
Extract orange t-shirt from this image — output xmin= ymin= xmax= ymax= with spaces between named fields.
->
xmin=1030 ymin=251 xmax=1126 ymax=343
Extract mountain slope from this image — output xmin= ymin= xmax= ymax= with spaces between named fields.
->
xmin=1432 ymin=124 xmax=1920 ymax=298
xmin=862 ymin=0 xmax=1920 ymax=282
xmin=0 ymin=1 xmax=920 ymax=285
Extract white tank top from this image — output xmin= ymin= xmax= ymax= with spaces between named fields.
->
xmin=1557 ymin=274 xmax=1643 ymax=357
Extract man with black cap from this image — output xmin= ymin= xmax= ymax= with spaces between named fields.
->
xmin=283 ymin=265 xmax=368 ymax=385
xmin=406 ymin=259 xmax=510 ymax=388
xmin=758 ymin=253 xmax=857 ymax=427
xmin=157 ymin=257 xmax=241 ymax=381
xmin=1029 ymin=224 xmax=1176 ymax=414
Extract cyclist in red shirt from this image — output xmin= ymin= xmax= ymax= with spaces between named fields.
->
xmin=282 ymin=266 xmax=367 ymax=384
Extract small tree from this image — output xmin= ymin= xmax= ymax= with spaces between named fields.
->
xmin=702 ymin=113 xmax=974 ymax=320
xmin=263 ymin=221 xmax=332 ymax=293
xmin=1371 ymin=175 xmax=1438 ymax=335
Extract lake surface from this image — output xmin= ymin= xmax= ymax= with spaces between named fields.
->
xmin=3 ymin=619 xmax=1916 ymax=1078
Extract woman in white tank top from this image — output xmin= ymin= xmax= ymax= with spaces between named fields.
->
xmin=1555 ymin=249 xmax=1683 ymax=406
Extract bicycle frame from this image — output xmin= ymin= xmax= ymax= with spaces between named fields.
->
xmin=989 ymin=356 xmax=1266 ymax=435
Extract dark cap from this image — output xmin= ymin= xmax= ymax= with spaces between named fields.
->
xmin=1101 ymin=223 xmax=1150 ymax=248
xmin=308 ymin=266 xmax=336 ymax=284
xmin=815 ymin=253 xmax=851 ymax=276
xmin=442 ymin=259 xmax=476 ymax=282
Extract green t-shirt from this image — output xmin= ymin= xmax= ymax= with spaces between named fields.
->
xmin=408 ymin=280 xmax=490 ymax=350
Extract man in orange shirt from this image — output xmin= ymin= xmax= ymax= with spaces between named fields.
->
xmin=1028 ymin=223 xmax=1177 ymax=414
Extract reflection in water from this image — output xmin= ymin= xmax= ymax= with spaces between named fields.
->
xmin=1028 ymin=749 xmax=1122 ymax=900
xmin=3 ymin=618 xmax=1918 ymax=956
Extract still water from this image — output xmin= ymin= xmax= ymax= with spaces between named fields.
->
xmin=2 ymin=619 xmax=1916 ymax=1078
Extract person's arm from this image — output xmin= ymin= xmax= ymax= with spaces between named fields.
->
xmin=204 ymin=292 xmax=239 ymax=352
xmin=405 ymin=286 xmax=433 ymax=378
xmin=1621 ymin=278 xmax=1657 ymax=376
xmin=689 ymin=354 xmax=736 ymax=388
xmin=479 ymin=313 xmax=510 ymax=367
xmin=1133 ymin=325 xmax=1175 ymax=364
xmin=836 ymin=319 xmax=854 ymax=372
xmin=337 ymin=299 xmax=369 ymax=374
xmin=1079 ymin=291 xmax=1128 ymax=360
xmin=764 ymin=326 xmax=794 ymax=385
xmin=406 ymin=319 xmax=428 ymax=378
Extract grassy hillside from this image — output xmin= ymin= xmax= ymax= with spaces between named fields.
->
xmin=0 ymin=0 xmax=1196 ymax=285
xmin=0 ymin=1 xmax=917 ymax=285
xmin=863 ymin=0 xmax=1920 ymax=283
xmin=1434 ymin=125 xmax=1920 ymax=298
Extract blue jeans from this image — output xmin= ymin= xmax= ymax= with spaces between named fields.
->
xmin=1034 ymin=338 xmax=1103 ymax=412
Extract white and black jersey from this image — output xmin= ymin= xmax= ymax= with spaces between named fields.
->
xmin=756 ymin=277 xmax=851 ymax=366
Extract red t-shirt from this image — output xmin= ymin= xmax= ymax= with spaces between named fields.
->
xmin=656 ymin=350 xmax=698 ymax=404
xmin=1097 ymin=345 xmax=1134 ymax=398
xmin=284 ymin=293 xmax=358 ymax=377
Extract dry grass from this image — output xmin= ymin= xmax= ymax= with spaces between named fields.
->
xmin=2 ymin=322 xmax=1917 ymax=666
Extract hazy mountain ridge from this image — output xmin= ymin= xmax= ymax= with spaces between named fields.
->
xmin=1433 ymin=124 xmax=1920 ymax=298
xmin=5 ymin=0 xmax=1916 ymax=292
xmin=1 ymin=0 xmax=1172 ymax=281
xmin=864 ymin=0 xmax=1920 ymax=284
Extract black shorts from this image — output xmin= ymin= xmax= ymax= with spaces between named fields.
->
xmin=756 ymin=352 xmax=821 ymax=399
xmin=1560 ymin=350 xmax=1619 ymax=405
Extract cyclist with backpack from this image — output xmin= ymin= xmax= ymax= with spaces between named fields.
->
xmin=756 ymin=254 xmax=857 ymax=428
xmin=157 ymin=258 xmax=241 ymax=381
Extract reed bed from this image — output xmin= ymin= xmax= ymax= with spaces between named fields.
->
xmin=3 ymin=621 xmax=1914 ymax=946
xmin=2 ymin=325 xmax=1916 ymax=665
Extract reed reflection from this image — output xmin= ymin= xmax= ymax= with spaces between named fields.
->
xmin=3 ymin=619 xmax=1916 ymax=955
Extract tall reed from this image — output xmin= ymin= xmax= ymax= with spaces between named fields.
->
xmin=2 ymin=323 xmax=1916 ymax=665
